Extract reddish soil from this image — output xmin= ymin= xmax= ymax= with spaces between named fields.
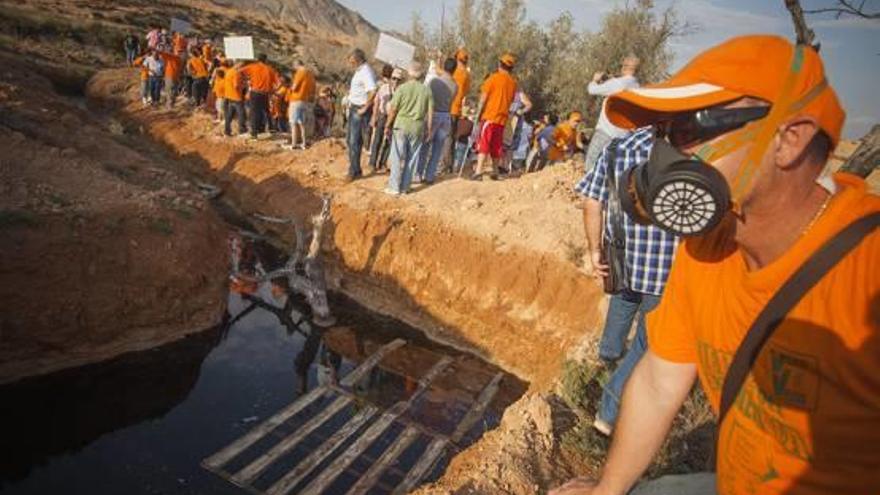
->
xmin=0 ymin=60 xmax=229 ymax=384
xmin=87 ymin=68 xmax=608 ymax=390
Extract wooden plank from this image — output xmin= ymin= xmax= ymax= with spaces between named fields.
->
xmin=266 ymin=405 xmax=379 ymax=495
xmin=391 ymin=437 xmax=448 ymax=495
xmin=202 ymin=385 xmax=329 ymax=470
xmin=345 ymin=426 xmax=421 ymax=495
xmin=203 ymin=338 xmax=403 ymax=472
xmin=339 ymin=338 xmax=406 ymax=387
xmin=298 ymin=357 xmax=454 ymax=495
xmin=450 ymin=372 xmax=504 ymax=443
xmin=231 ymin=395 xmax=352 ymax=485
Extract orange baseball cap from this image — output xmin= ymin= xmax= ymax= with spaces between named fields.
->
xmin=605 ymin=35 xmax=845 ymax=146
xmin=499 ymin=53 xmax=516 ymax=67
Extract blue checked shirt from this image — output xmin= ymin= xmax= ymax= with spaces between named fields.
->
xmin=575 ymin=127 xmax=679 ymax=296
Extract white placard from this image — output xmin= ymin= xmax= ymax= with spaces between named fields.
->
xmin=374 ymin=33 xmax=414 ymax=68
xmin=170 ymin=17 xmax=192 ymax=34
xmin=224 ymin=36 xmax=255 ymax=60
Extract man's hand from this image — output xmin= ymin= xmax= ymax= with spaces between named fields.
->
xmin=589 ymin=249 xmax=609 ymax=279
xmin=357 ymin=106 xmax=369 ymax=116
xmin=548 ymin=477 xmax=598 ymax=495
xmin=384 ymin=126 xmax=392 ymax=138
xmin=592 ymin=71 xmax=605 ymax=83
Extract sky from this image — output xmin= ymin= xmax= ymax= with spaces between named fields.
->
xmin=337 ymin=0 xmax=879 ymax=140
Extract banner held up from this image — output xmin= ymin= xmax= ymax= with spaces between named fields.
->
xmin=374 ymin=33 xmax=415 ymax=68
xmin=170 ymin=17 xmax=192 ymax=34
xmin=224 ymin=36 xmax=255 ymax=60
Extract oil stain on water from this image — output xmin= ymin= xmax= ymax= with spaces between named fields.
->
xmin=0 ymin=234 xmax=527 ymax=495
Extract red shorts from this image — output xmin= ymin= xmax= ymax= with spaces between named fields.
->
xmin=476 ymin=121 xmax=504 ymax=159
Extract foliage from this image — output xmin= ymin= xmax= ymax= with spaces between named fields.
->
xmin=405 ymin=0 xmax=693 ymax=123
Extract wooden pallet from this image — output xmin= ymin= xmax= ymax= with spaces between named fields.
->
xmin=202 ymin=338 xmax=504 ymax=495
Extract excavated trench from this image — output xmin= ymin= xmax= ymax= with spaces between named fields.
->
xmin=1 ymin=65 xmax=609 ymax=494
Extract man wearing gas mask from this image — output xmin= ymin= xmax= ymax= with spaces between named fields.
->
xmin=551 ymin=35 xmax=879 ymax=495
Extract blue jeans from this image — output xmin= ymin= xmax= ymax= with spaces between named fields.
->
xmin=416 ymin=112 xmax=451 ymax=183
xmin=597 ymin=290 xmax=661 ymax=426
xmin=347 ymin=105 xmax=371 ymax=178
xmin=388 ymin=130 xmax=424 ymax=194
xmin=148 ymin=76 xmax=162 ymax=103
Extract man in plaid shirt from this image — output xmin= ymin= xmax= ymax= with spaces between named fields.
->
xmin=575 ymin=127 xmax=679 ymax=434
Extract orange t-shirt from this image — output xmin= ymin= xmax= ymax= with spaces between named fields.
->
xmin=224 ymin=67 xmax=242 ymax=101
xmin=240 ymin=62 xmax=279 ymax=93
xmin=287 ymin=67 xmax=316 ymax=103
xmin=450 ymin=65 xmax=470 ymax=117
xmin=187 ymin=56 xmax=209 ymax=79
xmin=479 ymin=70 xmax=517 ymax=126
xmin=647 ymin=173 xmax=880 ymax=495
xmin=212 ymin=71 xmax=225 ymax=98
xmin=159 ymin=52 xmax=183 ymax=81
xmin=133 ymin=55 xmax=149 ymax=81
xmin=547 ymin=122 xmax=576 ymax=161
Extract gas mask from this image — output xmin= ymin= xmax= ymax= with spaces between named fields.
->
xmin=616 ymin=44 xmax=827 ymax=238
xmin=618 ymin=138 xmax=731 ymax=237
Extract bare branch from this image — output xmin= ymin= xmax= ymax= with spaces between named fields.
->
xmin=802 ymin=0 xmax=880 ymax=19
xmin=785 ymin=0 xmax=818 ymax=47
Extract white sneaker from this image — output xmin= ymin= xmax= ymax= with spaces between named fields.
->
xmin=281 ymin=144 xmax=294 ymax=150
xmin=592 ymin=418 xmax=613 ymax=436
xmin=383 ymin=188 xmax=401 ymax=196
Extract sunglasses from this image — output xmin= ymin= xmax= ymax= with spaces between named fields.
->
xmin=657 ymin=106 xmax=770 ymax=148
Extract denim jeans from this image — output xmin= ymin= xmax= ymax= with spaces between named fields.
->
xmin=164 ymin=78 xmax=178 ymax=107
xmin=596 ymin=290 xmax=661 ymax=426
xmin=387 ymin=130 xmax=424 ymax=194
xmin=346 ymin=105 xmax=371 ymax=178
xmin=125 ymin=48 xmax=137 ymax=66
xmin=249 ymin=91 xmax=269 ymax=137
xmin=224 ymin=100 xmax=247 ymax=136
xmin=148 ymin=76 xmax=162 ymax=103
xmin=416 ymin=112 xmax=451 ymax=183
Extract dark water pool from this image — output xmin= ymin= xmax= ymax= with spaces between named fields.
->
xmin=0 ymin=272 xmax=526 ymax=495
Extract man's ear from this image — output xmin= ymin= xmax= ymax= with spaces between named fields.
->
xmin=774 ymin=115 xmax=821 ymax=170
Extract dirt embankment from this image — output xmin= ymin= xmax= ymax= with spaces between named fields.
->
xmin=87 ymin=68 xmax=607 ymax=390
xmin=0 ymin=61 xmax=229 ymax=384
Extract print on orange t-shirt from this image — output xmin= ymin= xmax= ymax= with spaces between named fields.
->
xmin=479 ymin=70 xmax=517 ymax=126
xmin=647 ymin=173 xmax=880 ymax=495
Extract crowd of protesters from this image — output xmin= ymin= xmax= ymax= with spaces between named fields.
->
xmin=129 ymin=26 xmax=335 ymax=147
xmin=127 ymin=27 xmax=607 ymax=194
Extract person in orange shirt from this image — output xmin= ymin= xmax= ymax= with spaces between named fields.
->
xmin=546 ymin=111 xmax=583 ymax=162
xmin=271 ymin=77 xmax=290 ymax=133
xmin=172 ymin=31 xmax=187 ymax=55
xmin=473 ymin=53 xmax=521 ymax=180
xmin=132 ymin=52 xmax=151 ymax=106
xmin=223 ymin=60 xmax=247 ymax=137
xmin=449 ymin=48 xmax=471 ymax=166
xmin=158 ymin=50 xmax=183 ymax=108
xmin=550 ymin=35 xmax=879 ymax=495
xmin=284 ymin=60 xmax=317 ymax=150
xmin=240 ymin=53 xmax=280 ymax=139
xmin=202 ymin=40 xmax=213 ymax=64
xmin=210 ymin=63 xmax=226 ymax=122
xmin=187 ymin=48 xmax=210 ymax=108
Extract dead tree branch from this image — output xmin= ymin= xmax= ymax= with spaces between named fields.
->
xmin=785 ymin=0 xmax=819 ymax=47
xmin=802 ymin=0 xmax=880 ymax=19
xmin=840 ymin=125 xmax=880 ymax=178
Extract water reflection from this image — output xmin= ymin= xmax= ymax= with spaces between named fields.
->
xmin=0 ymin=234 xmax=527 ymax=495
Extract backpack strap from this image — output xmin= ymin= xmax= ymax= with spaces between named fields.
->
xmin=718 ymin=211 xmax=880 ymax=426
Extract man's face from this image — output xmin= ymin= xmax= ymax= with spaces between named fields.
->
xmin=348 ymin=56 xmax=358 ymax=68
xmin=674 ymin=97 xmax=773 ymax=214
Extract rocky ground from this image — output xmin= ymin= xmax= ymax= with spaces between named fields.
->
xmin=0 ymin=57 xmax=229 ymax=383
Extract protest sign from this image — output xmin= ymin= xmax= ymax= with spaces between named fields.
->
xmin=224 ymin=36 xmax=255 ymax=60
xmin=374 ymin=33 xmax=415 ymax=68
xmin=170 ymin=17 xmax=192 ymax=34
